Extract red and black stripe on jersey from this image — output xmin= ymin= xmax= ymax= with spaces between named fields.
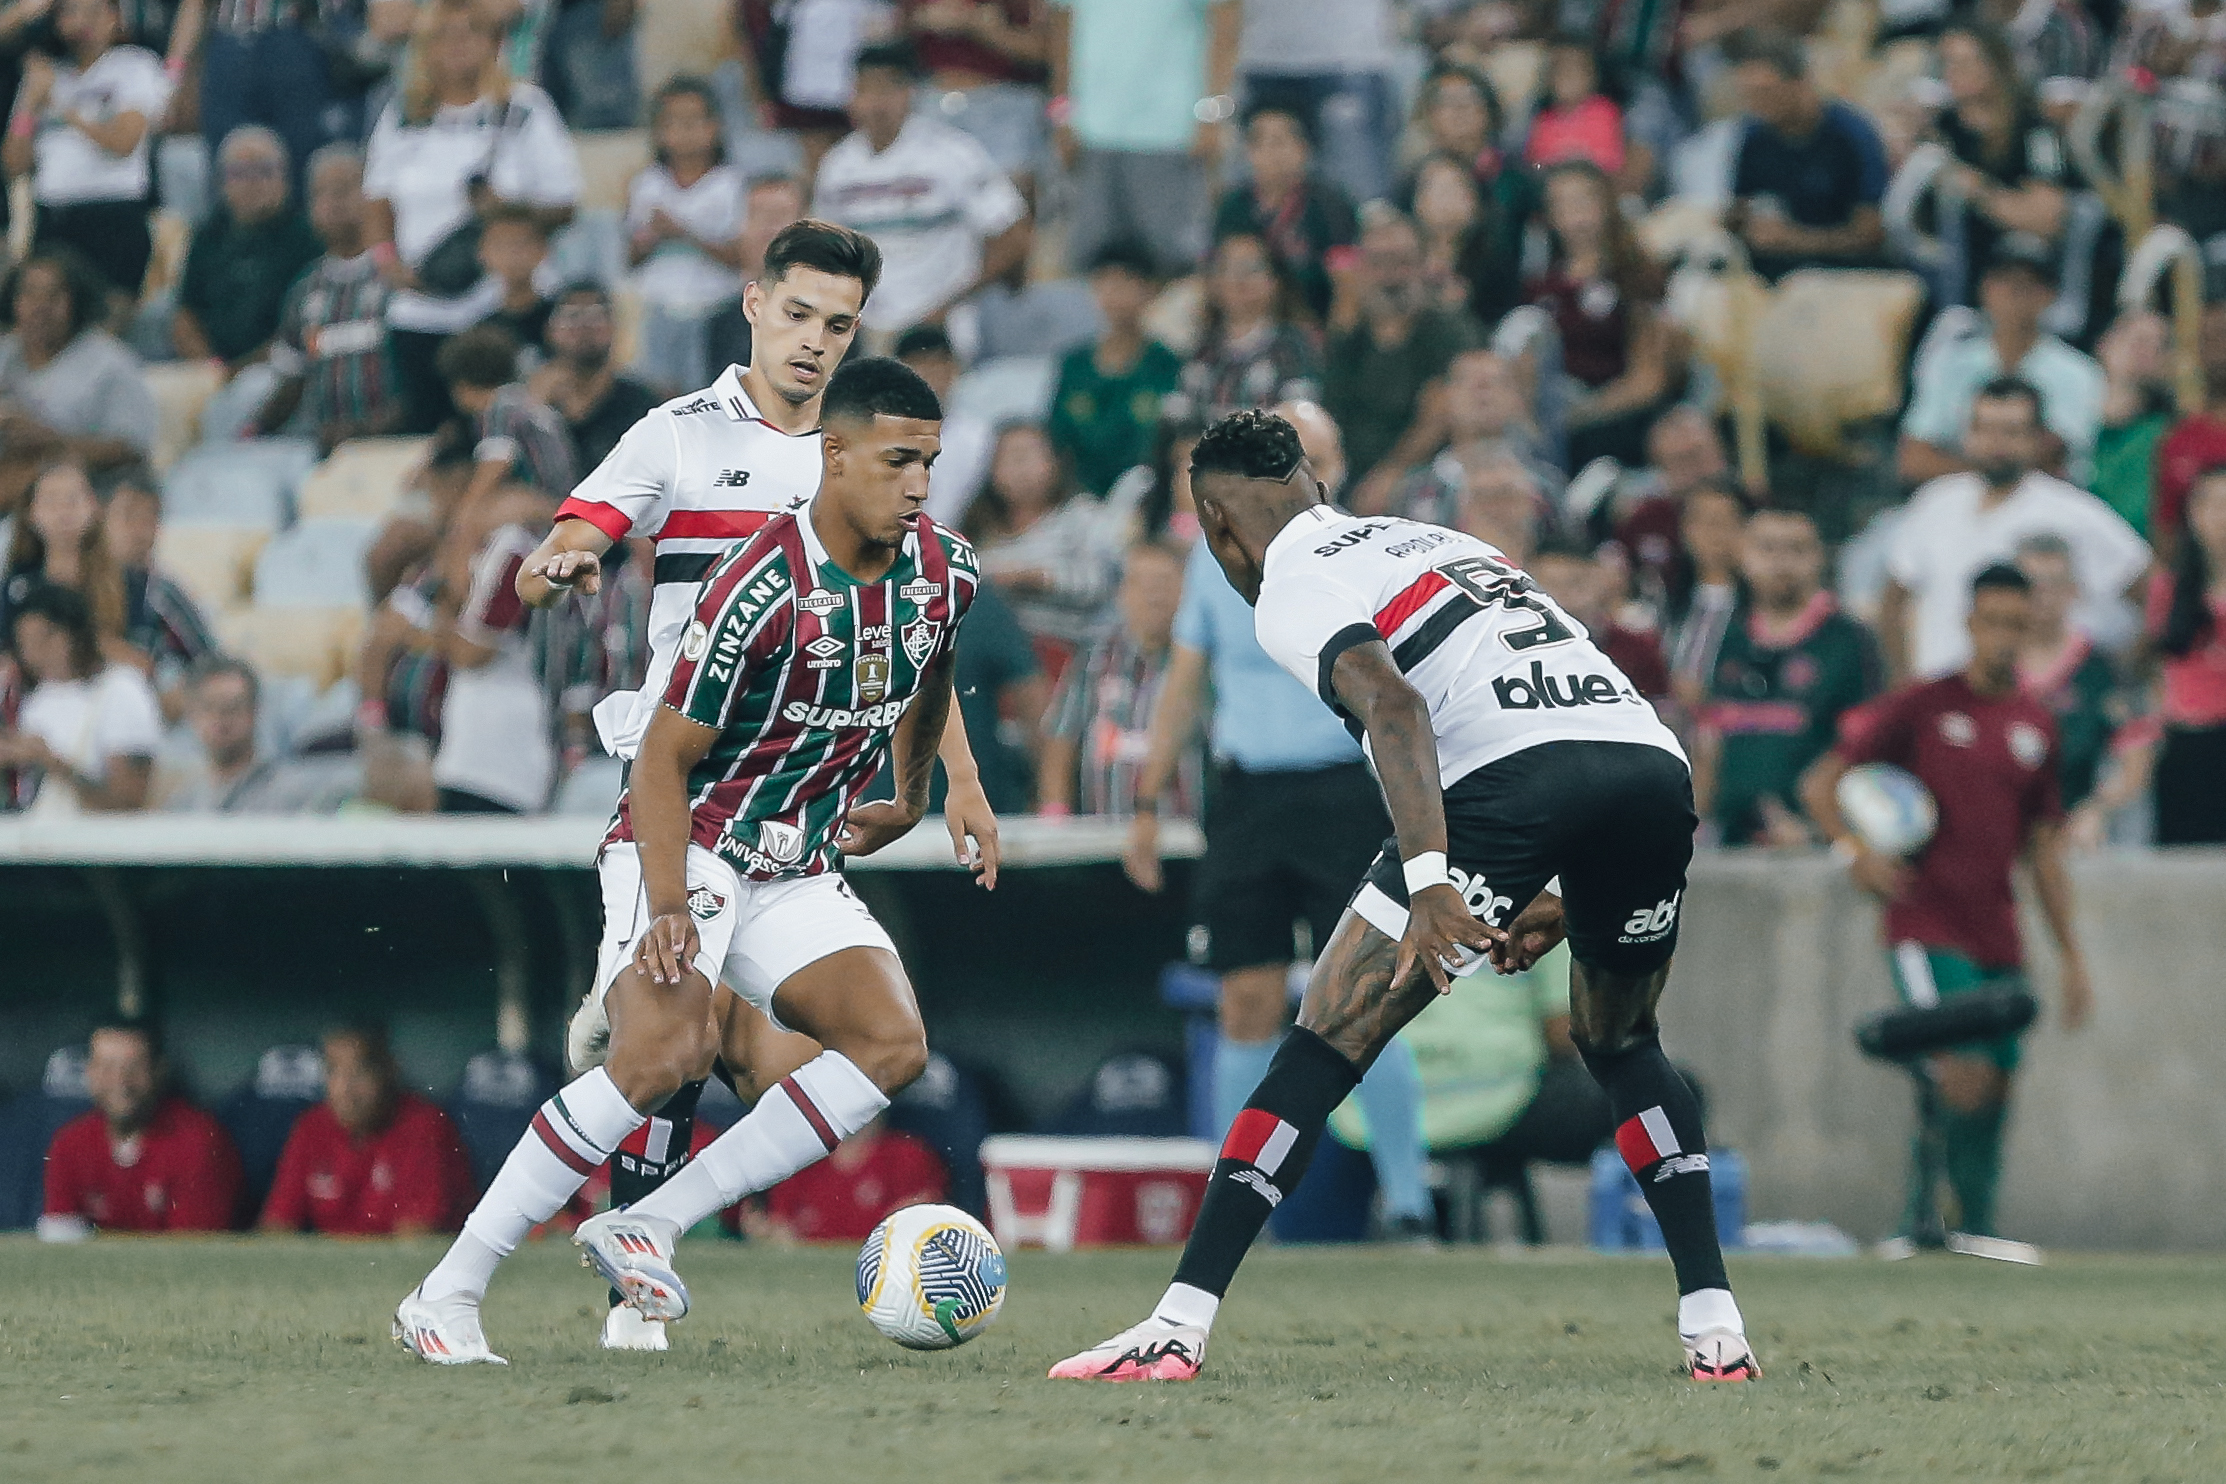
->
xmin=604 ymin=511 xmax=978 ymax=880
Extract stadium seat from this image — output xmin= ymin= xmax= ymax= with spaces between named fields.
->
xmin=295 ymin=437 xmax=432 ymax=523
xmin=0 ymin=1047 xmax=90 ymax=1231
xmin=162 ymin=440 xmax=314 ymax=528
xmin=1048 ymin=1052 xmax=1187 ymax=1139
xmin=447 ymin=1050 xmax=556 ymax=1193
xmin=639 ymin=0 xmax=731 ymax=98
xmin=574 ymin=130 xmax=652 ymax=214
xmin=144 ymin=361 xmax=224 ymax=472
xmin=252 ymin=519 xmax=378 ymax=608
xmin=154 ymin=525 xmax=268 ymax=615
xmin=218 ymin=606 xmax=365 ymax=689
xmin=887 ymin=1051 xmax=992 ymax=1217
xmin=213 ymin=1044 xmax=324 ymax=1221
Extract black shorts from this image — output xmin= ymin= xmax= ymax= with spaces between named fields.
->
xmin=1354 ymin=740 xmax=1695 ymax=976
xmin=1193 ymin=761 xmax=1388 ymax=972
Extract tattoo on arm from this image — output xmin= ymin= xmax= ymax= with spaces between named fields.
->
xmin=1296 ymin=918 xmax=1442 ymax=1069
xmin=894 ymin=654 xmax=956 ymax=812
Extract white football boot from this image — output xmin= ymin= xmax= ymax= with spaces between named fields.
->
xmin=565 ymin=986 xmax=611 ymax=1075
xmin=1047 ymin=1318 xmax=1209 ymax=1382
xmin=601 ymin=1300 xmax=672 ymax=1351
xmin=573 ymin=1208 xmax=689 ymax=1321
xmin=393 ymin=1286 xmax=508 ymax=1365
xmin=1683 ymin=1327 xmax=1762 ymax=1382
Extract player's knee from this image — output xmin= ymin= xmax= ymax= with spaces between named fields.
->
xmin=845 ymin=1027 xmax=929 ymax=1096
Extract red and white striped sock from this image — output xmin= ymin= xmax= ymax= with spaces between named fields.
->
xmin=628 ymin=1051 xmax=887 ymax=1230
xmin=423 ymin=1068 xmax=646 ymax=1301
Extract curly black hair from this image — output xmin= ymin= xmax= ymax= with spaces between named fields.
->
xmin=1188 ymin=409 xmax=1305 ymax=485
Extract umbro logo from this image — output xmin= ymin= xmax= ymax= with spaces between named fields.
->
xmin=805 ymin=635 xmax=843 ymax=658
xmin=712 ymin=469 xmax=751 ymax=488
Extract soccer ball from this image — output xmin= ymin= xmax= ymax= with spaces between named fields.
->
xmin=856 ymin=1204 xmax=1007 ymax=1350
xmin=1836 ymin=762 xmax=1937 ymax=857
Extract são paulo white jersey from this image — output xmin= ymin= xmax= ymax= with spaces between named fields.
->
xmin=554 ymin=363 xmax=825 ymax=758
xmin=1253 ymin=506 xmax=1685 ymax=787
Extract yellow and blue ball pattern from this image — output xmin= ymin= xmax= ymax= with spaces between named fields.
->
xmin=857 ymin=1203 xmax=1008 ymax=1350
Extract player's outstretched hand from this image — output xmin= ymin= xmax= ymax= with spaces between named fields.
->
xmin=1490 ymin=891 xmax=1566 ymax=975
xmin=533 ymin=549 xmax=603 ymax=595
xmin=838 ymin=799 xmax=924 ymax=859
xmin=1396 ymin=884 xmax=1506 ymax=995
xmin=635 ymin=911 xmax=699 ymax=987
xmin=942 ymin=777 xmax=1001 ymax=890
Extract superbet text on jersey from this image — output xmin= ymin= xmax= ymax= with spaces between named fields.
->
xmin=1251 ymin=507 xmax=1684 ymax=785
xmin=553 ymin=365 xmax=826 ymax=759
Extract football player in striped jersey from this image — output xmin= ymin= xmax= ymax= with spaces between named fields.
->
xmin=397 ymin=358 xmax=976 ymax=1362
xmin=1048 ymin=410 xmax=1758 ymax=1385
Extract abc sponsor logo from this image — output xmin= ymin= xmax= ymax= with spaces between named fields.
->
xmin=1620 ymin=892 xmax=1681 ymax=943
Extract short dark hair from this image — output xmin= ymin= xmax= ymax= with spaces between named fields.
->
xmin=1973 ymin=375 xmax=2044 ymax=423
xmin=649 ymin=75 xmax=726 ymax=167
xmin=1087 ymin=239 xmax=1161 ymax=282
xmin=761 ymin=219 xmax=884 ymax=302
xmin=436 ymin=324 xmax=520 ymax=391
xmin=1190 ymin=408 xmax=1306 ymax=484
xmin=1421 ymin=62 xmax=1504 ymax=137
xmin=91 ymin=1017 xmax=163 ymax=1060
xmin=323 ymin=1020 xmax=398 ymax=1072
xmin=1972 ymin=561 xmax=2032 ymax=597
xmin=1 ymin=249 xmax=106 ymax=340
xmin=1240 ymin=100 xmax=1313 ymax=147
xmin=478 ymin=200 xmax=549 ymax=241
xmin=822 ymin=355 xmax=942 ymax=425
xmin=555 ymin=278 xmax=611 ymax=310
xmin=10 ymin=580 xmax=101 ymax=677
xmin=1723 ymin=27 xmax=1807 ymax=79
xmin=190 ymin=653 xmax=261 ymax=709
xmin=893 ymin=323 xmax=955 ymax=362
xmin=853 ymin=39 xmax=919 ymax=79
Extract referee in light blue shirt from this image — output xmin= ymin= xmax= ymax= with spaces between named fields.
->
xmin=1124 ymin=402 xmax=1431 ymax=1239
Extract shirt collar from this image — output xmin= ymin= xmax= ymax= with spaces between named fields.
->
xmin=719 ymin=364 xmax=821 ymax=436
xmin=1261 ymin=503 xmax=1343 ymax=576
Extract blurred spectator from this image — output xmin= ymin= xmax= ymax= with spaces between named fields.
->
xmin=1118 ymin=414 xmax=1204 ymax=545
xmin=1529 ymin=536 xmax=1669 ymax=701
xmin=1932 ymin=20 xmax=2076 ymax=311
xmin=1408 ymin=151 xmax=1523 ymax=334
xmin=2154 ymin=301 xmax=2226 ymax=552
xmin=531 ymin=282 xmax=659 ymax=480
xmin=437 ymin=324 xmax=577 ymax=502
xmin=1038 ymin=538 xmax=1198 ymax=817
xmin=541 ymin=0 xmax=642 ymax=130
xmin=39 ymin=1021 xmax=241 ymax=1239
xmin=1401 ymin=62 xmax=1523 ymax=218
xmin=2014 ymin=532 xmax=2116 ymax=811
xmin=1046 ymin=241 xmax=1181 ymax=497
xmin=966 ymin=422 xmax=1123 ymax=667
xmin=1448 ymin=443 xmax=1550 ymax=566
xmin=1884 ymin=377 xmax=2149 ymax=680
xmin=2 ymin=0 xmax=172 ymax=302
xmin=1392 ymin=348 xmax=1558 ymax=526
xmin=0 ymin=251 xmax=157 ymax=502
xmin=1725 ymin=27 xmax=1888 ymax=280
xmin=473 ymin=204 xmax=556 ymax=375
xmin=158 ymin=656 xmax=361 ymax=812
xmin=1052 ymin=0 xmax=1239 ymax=275
xmin=945 ymin=575 xmax=1046 ymax=813
xmin=2 ymin=581 xmax=158 ymax=811
xmin=1526 ymin=160 xmax=1675 ymax=470
xmin=199 ymin=0 xmax=373 ymax=195
xmin=701 ymin=171 xmax=807 ymax=374
xmin=899 ymin=0 xmax=1050 ymax=182
xmin=1665 ymin=479 xmax=1750 ymax=708
xmin=1174 ymin=231 xmax=1320 ymax=425
xmin=1611 ymin=405 xmax=1734 ymax=604
xmin=1695 ymin=509 xmax=1880 ymax=846
xmin=261 ymin=1024 xmax=474 ymax=1234
xmin=1235 ymin=0 xmax=1396 ymax=204
xmin=813 ymin=40 xmax=1028 ymax=343
xmin=733 ymin=0 xmax=892 ymax=175
xmin=744 ymin=1117 xmax=946 ymax=1243
xmin=173 ymin=127 xmax=323 ymax=373
xmin=899 ymin=323 xmax=993 ymax=527
xmin=1523 ymin=35 xmax=1632 ymax=186
xmin=1210 ymin=102 xmax=1356 ymax=323
xmin=254 ymin=144 xmax=404 ymax=452
xmin=365 ymin=0 xmax=582 ymax=435
xmin=429 ymin=519 xmax=554 ymax=813
xmin=2 ymin=458 xmax=127 ymax=645
xmin=103 ymin=471 xmax=218 ymax=694
xmin=626 ymin=77 xmax=747 ymax=396
xmin=1899 ymin=240 xmax=2105 ymax=487
xmin=2089 ymin=309 xmax=2175 ymax=540
xmin=1328 ymin=208 xmax=1481 ymax=514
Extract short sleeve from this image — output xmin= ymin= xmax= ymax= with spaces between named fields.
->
xmin=490 ymin=87 xmax=581 ymax=208
xmin=663 ymin=545 xmax=794 ymax=727
xmin=93 ymin=668 xmax=163 ymax=761
xmin=1252 ymin=561 xmax=1381 ymax=709
xmin=557 ymin=408 xmax=674 ymax=541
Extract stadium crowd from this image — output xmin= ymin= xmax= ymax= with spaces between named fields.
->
xmin=5 ymin=0 xmax=2226 ymax=1242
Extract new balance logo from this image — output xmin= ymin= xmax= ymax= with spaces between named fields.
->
xmin=1230 ymin=1168 xmax=1283 ymax=1207
xmin=711 ymin=469 xmax=751 ymax=488
xmin=1492 ymin=659 xmax=1639 ymax=710
xmin=1653 ymin=1153 xmax=1710 ymax=1182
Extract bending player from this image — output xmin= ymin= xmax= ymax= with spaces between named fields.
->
xmin=397 ymin=357 xmax=979 ymax=1363
xmin=502 ymin=219 xmax=998 ymax=1350
xmin=1048 ymin=410 xmax=1758 ymax=1385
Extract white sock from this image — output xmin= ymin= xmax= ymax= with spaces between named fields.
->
xmin=1152 ymin=1282 xmax=1221 ymax=1332
xmin=630 ymin=1051 xmax=887 ymax=1230
xmin=423 ymin=1068 xmax=645 ymax=1301
xmin=1677 ymin=1287 xmax=1744 ymax=1340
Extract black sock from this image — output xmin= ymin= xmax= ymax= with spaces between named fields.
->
xmin=606 ymin=1077 xmax=707 ymax=1307
xmin=1581 ymin=1036 xmax=1730 ymax=1296
xmin=1170 ymin=1028 xmax=1362 ymax=1300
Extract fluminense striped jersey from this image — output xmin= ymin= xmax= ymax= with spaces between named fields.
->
xmin=1252 ymin=506 xmax=1684 ymax=788
xmin=606 ymin=509 xmax=979 ymax=880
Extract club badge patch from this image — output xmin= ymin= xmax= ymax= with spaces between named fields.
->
xmin=685 ymin=885 xmax=726 ymax=920
xmin=855 ymin=652 xmax=891 ymax=704
xmin=902 ymin=617 xmax=939 ymax=667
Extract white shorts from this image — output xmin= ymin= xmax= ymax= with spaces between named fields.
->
xmin=588 ymin=840 xmax=896 ymax=1031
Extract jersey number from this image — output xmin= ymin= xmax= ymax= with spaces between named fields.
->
xmin=1437 ymin=555 xmax=1577 ymax=652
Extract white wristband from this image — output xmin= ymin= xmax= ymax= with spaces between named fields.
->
xmin=1403 ymin=851 xmax=1450 ymax=895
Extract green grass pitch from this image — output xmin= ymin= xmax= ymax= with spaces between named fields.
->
xmin=3 ymin=1237 xmax=2223 ymax=1483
